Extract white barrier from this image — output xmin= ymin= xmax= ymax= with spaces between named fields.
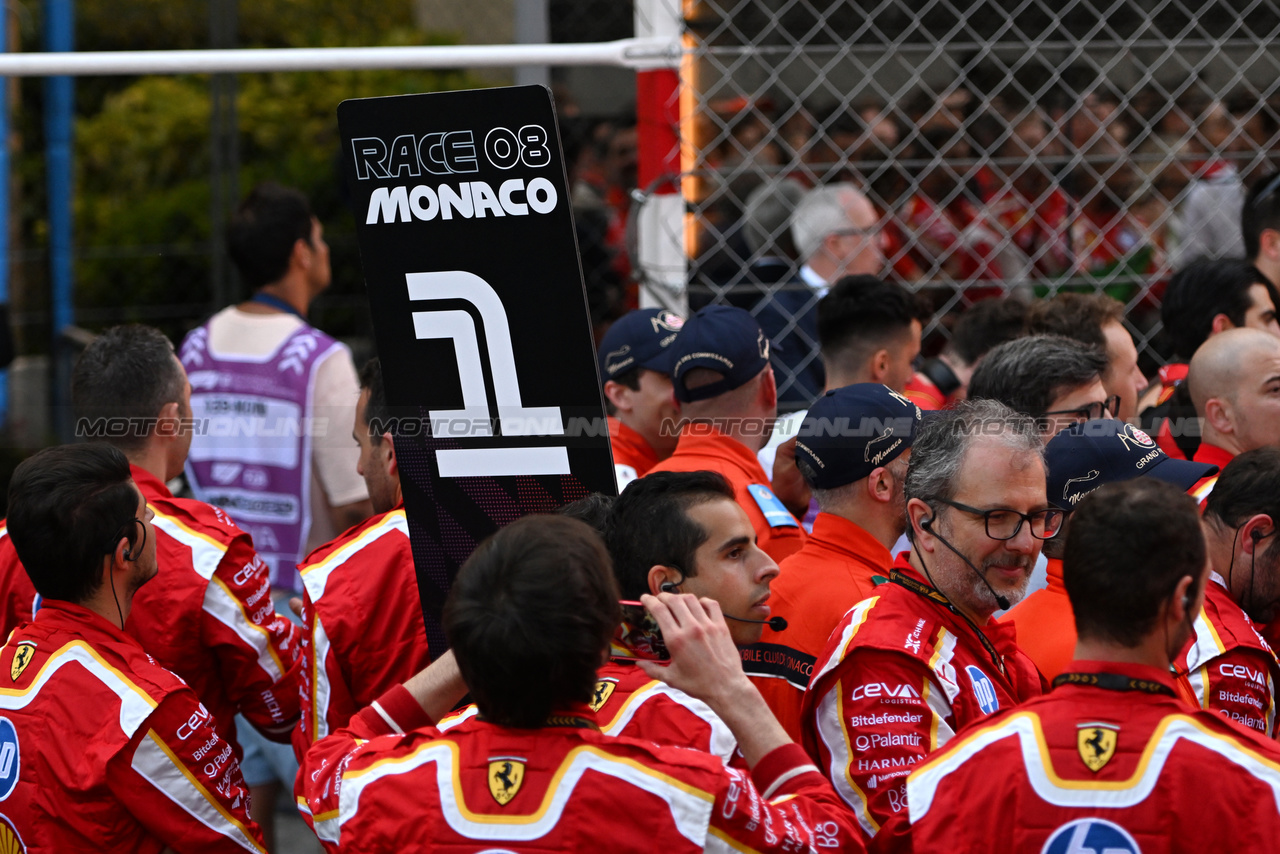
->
xmin=0 ymin=38 xmax=679 ymax=76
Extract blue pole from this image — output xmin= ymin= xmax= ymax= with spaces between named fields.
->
xmin=44 ymin=0 xmax=73 ymax=441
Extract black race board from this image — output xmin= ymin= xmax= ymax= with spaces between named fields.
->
xmin=337 ymin=85 xmax=616 ymax=656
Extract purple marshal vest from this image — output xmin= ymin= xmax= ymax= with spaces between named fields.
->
xmin=180 ymin=319 xmax=344 ymax=592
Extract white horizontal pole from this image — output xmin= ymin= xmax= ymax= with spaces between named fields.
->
xmin=0 ymin=37 xmax=680 ymax=76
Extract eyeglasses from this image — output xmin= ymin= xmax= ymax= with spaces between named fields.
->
xmin=1042 ymin=394 xmax=1121 ymax=422
xmin=933 ymin=497 xmax=1064 ymax=541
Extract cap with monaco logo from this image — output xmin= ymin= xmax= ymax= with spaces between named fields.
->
xmin=1045 ymin=419 xmax=1219 ymax=509
xmin=793 ymin=384 xmax=922 ymax=489
xmin=598 ymin=308 xmax=685 ymax=384
xmin=668 ymin=305 xmax=773 ymax=403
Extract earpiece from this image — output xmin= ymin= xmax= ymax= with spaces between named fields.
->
xmin=921 ymin=516 xmax=934 ymax=531
xmin=1252 ymin=529 xmax=1264 ymax=542
xmin=123 ymin=546 xmax=134 ymax=561
xmin=659 ymin=582 xmax=678 ymax=594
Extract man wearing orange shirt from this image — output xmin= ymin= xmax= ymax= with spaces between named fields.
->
xmin=1188 ymin=327 xmax=1280 ymax=502
xmin=742 ymin=383 xmax=920 ymax=740
xmin=598 ymin=307 xmax=684 ymax=489
xmin=1005 ymin=419 xmax=1217 ymax=680
xmin=647 ymin=305 xmax=806 ymax=562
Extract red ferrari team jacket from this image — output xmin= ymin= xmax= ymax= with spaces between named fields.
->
xmin=0 ymin=600 xmax=264 ymax=852
xmin=295 ymin=686 xmax=865 ymax=853
xmin=434 ymin=628 xmax=743 ymax=768
xmin=591 ymin=659 xmax=741 ymax=767
xmin=1174 ymin=572 xmax=1280 ymax=738
xmin=294 ymin=504 xmax=432 ymax=757
xmin=885 ymin=660 xmax=1280 ymax=852
xmin=801 ymin=555 xmax=1043 ymax=843
xmin=0 ymin=465 xmax=302 ymax=747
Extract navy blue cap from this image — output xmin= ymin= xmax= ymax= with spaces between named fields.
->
xmin=793 ymin=384 xmax=922 ymax=489
xmin=670 ymin=305 xmax=772 ymax=403
xmin=1046 ymin=419 xmax=1219 ymax=509
xmin=598 ymin=308 xmax=685 ymax=384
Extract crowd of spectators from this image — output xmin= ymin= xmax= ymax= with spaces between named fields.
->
xmin=558 ymin=75 xmax=1280 ymax=386
xmin=690 ymin=79 xmax=1277 ymax=297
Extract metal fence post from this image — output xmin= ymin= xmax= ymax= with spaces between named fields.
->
xmin=514 ymin=0 xmax=550 ymax=88
xmin=44 ymin=0 xmax=73 ymax=443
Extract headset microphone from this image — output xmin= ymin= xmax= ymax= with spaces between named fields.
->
xmin=922 ymin=516 xmax=1011 ymax=611
xmin=723 ymin=613 xmax=789 ymax=632
xmin=653 ymin=583 xmax=788 ymax=630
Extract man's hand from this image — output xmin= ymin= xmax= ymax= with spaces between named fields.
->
xmin=636 ymin=592 xmax=791 ymax=767
xmin=771 ymin=437 xmax=811 ymax=519
xmin=635 ymin=593 xmax=749 ymax=708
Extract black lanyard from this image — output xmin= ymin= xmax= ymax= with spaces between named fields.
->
xmin=1052 ymin=670 xmax=1175 ymax=697
xmin=890 ymin=569 xmax=1007 ymax=678
xmin=250 ymin=291 xmax=304 ymax=320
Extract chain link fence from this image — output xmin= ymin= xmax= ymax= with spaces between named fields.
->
xmin=628 ymin=0 xmax=1280 ymax=399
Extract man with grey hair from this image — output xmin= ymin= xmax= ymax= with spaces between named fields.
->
xmin=967 ymin=334 xmax=1113 ymax=439
xmin=746 ymin=181 xmax=884 ymax=411
xmin=791 ymin=183 xmax=885 ymax=290
xmin=800 ymin=398 xmax=1053 ymax=843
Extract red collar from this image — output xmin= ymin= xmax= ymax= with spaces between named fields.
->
xmin=478 ymin=703 xmax=600 ymax=731
xmin=128 ymin=464 xmax=172 ymax=501
xmin=810 ymin=513 xmax=891 ymax=568
xmin=1057 ymin=658 xmax=1177 ymax=692
xmin=1193 ymin=443 xmax=1236 ymax=470
xmin=892 ymin=550 xmax=922 ymax=578
xmin=1158 ymin=363 xmax=1188 ymax=389
xmin=34 ymin=598 xmax=140 ymax=647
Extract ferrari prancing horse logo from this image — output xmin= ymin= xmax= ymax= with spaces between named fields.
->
xmin=9 ymin=644 xmax=35 ymax=682
xmin=488 ymin=757 xmax=525 ymax=806
xmin=1077 ymin=723 xmax=1118 ymax=772
xmin=589 ymin=679 xmax=616 ymax=713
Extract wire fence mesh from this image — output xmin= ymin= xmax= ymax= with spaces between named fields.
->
xmin=627 ymin=0 xmax=1280 ymax=404
xmin=11 ymin=1 xmax=1279 ymax=431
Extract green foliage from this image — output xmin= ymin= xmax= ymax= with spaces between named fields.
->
xmin=64 ymin=0 xmax=481 ymax=342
